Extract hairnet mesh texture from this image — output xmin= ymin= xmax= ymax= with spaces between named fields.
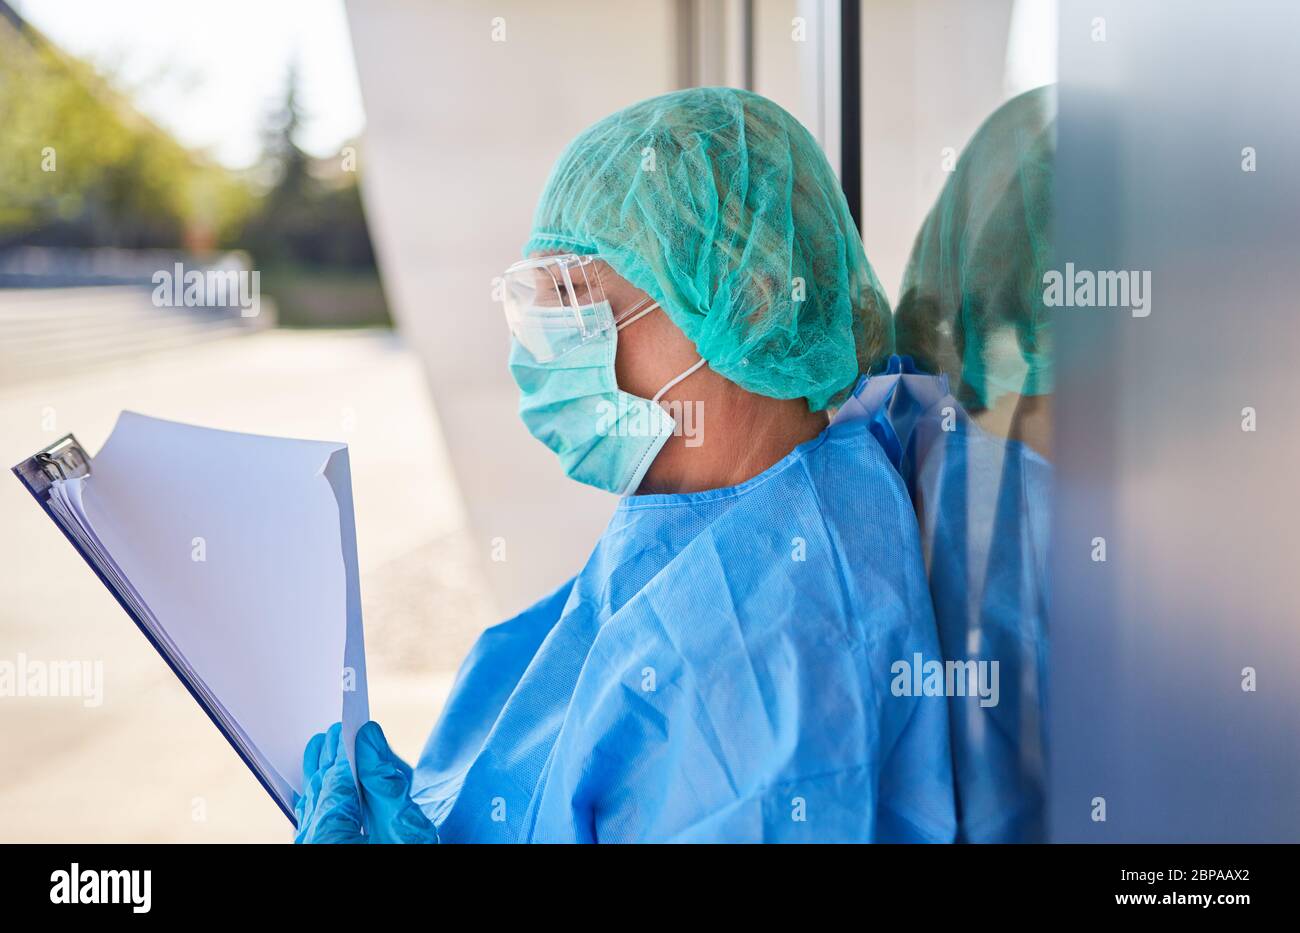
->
xmin=895 ymin=86 xmax=1056 ymax=408
xmin=524 ymin=87 xmax=892 ymax=412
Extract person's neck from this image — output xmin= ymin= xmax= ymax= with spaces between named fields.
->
xmin=636 ymin=394 xmax=829 ymax=495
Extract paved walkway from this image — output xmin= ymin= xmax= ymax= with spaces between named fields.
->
xmin=0 ymin=329 xmax=494 ymax=841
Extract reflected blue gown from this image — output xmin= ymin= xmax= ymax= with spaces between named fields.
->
xmin=844 ymin=357 xmax=1052 ymax=842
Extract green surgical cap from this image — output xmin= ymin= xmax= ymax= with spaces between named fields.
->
xmin=524 ymin=87 xmax=892 ymax=412
xmin=896 ymin=85 xmax=1056 ymax=410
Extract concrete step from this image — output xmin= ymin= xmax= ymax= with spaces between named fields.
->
xmin=0 ymin=286 xmax=269 ymax=387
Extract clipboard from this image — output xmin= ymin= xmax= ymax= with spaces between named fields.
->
xmin=12 ymin=416 xmax=370 ymax=826
xmin=13 ymin=433 xmax=296 ymax=823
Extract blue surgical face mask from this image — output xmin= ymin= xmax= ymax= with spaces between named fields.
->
xmin=509 ymin=300 xmax=705 ymax=495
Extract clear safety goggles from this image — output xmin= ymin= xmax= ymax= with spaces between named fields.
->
xmin=501 ymin=253 xmax=656 ymax=362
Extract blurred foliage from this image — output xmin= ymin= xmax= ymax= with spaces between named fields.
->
xmin=0 ymin=14 xmax=387 ymax=325
xmin=0 ymin=20 xmax=380 ymax=271
xmin=240 ymin=64 xmax=377 ymax=270
xmin=240 ymin=65 xmax=389 ymax=325
xmin=0 ymin=20 xmax=252 ymax=248
xmin=262 ymin=265 xmax=390 ymax=328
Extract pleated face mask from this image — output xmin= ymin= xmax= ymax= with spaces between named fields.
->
xmin=508 ymin=297 xmax=704 ymax=495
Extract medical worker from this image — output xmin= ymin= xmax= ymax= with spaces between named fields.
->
xmin=294 ymin=87 xmax=958 ymax=843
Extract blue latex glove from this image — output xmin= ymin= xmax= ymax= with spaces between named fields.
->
xmin=294 ymin=721 xmax=438 ymax=844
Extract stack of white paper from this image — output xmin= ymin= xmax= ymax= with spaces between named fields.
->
xmin=43 ymin=411 xmax=368 ymax=818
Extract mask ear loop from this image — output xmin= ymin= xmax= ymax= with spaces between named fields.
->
xmin=611 ymin=296 xmax=707 ymax=402
xmin=653 ymin=357 xmax=707 ymax=403
xmin=614 ymin=298 xmax=659 ymax=331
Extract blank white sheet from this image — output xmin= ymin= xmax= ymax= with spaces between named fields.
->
xmin=55 ymin=411 xmax=369 ymax=807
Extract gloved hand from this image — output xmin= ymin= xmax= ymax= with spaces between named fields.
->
xmin=293 ymin=721 xmax=438 ymax=844
xmin=294 ymin=722 xmax=364 ymax=843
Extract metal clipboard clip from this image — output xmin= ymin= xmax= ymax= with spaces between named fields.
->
xmin=12 ymin=434 xmax=91 ymax=499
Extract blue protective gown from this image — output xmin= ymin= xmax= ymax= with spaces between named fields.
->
xmin=412 ymin=390 xmax=958 ymax=843
xmin=845 ymin=358 xmax=1052 ymax=843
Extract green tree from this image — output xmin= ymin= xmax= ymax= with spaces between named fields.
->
xmin=238 ymin=63 xmax=377 ymax=269
xmin=0 ymin=19 xmax=251 ymax=249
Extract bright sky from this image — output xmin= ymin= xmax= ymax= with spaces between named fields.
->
xmin=13 ymin=0 xmax=366 ymax=170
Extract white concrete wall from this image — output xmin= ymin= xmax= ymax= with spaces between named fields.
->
xmin=344 ymin=0 xmax=678 ymax=617
xmin=758 ymin=0 xmax=1027 ymax=302
xmin=754 ymin=0 xmax=815 ymax=127
xmin=858 ymin=0 xmax=1019 ymax=302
